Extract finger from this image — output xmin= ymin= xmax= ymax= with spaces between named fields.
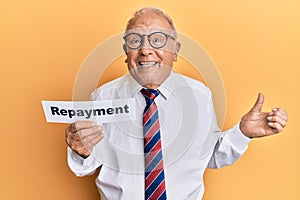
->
xmin=66 ymin=129 xmax=92 ymax=153
xmin=75 ymin=145 xmax=92 ymax=158
xmin=65 ymin=130 xmax=72 ymax=145
xmin=65 ymin=132 xmax=81 ymax=146
xmin=80 ymin=130 xmax=103 ymax=147
xmin=78 ymin=133 xmax=105 ymax=157
xmin=65 ymin=128 xmax=79 ymax=144
xmin=66 ymin=125 xmax=103 ymax=150
xmin=267 ymin=122 xmax=283 ymax=133
xmin=267 ymin=115 xmax=287 ymax=128
xmin=84 ymin=132 xmax=104 ymax=151
xmin=69 ymin=121 xmax=96 ymax=133
xmin=66 ymin=129 xmax=82 ymax=141
xmin=250 ymin=93 xmax=264 ymax=112
xmin=272 ymin=108 xmax=288 ymax=121
xmin=76 ymin=126 xmax=103 ymax=139
xmin=68 ymin=136 xmax=87 ymax=154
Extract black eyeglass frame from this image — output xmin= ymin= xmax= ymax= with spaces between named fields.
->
xmin=123 ymin=31 xmax=176 ymax=50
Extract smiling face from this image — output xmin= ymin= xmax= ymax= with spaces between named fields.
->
xmin=123 ymin=12 xmax=180 ymax=89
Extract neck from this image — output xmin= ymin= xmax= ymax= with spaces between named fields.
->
xmin=143 ymin=83 xmax=160 ymax=89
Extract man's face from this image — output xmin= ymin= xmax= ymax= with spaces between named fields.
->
xmin=123 ymin=13 xmax=180 ymax=89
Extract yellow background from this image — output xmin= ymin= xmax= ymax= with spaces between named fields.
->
xmin=1 ymin=0 xmax=299 ymax=199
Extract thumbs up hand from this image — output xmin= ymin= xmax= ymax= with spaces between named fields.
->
xmin=240 ymin=93 xmax=288 ymax=138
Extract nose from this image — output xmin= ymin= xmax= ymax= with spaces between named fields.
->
xmin=139 ymin=37 xmax=154 ymax=55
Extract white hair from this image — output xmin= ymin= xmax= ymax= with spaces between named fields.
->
xmin=125 ymin=7 xmax=177 ymax=37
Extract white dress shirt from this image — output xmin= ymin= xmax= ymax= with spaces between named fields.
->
xmin=68 ymin=72 xmax=251 ymax=200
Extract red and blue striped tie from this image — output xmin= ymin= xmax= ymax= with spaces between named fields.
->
xmin=141 ymin=88 xmax=167 ymax=200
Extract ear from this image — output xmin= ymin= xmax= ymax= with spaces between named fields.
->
xmin=173 ymin=42 xmax=181 ymax=62
xmin=123 ymin=44 xmax=128 ymax=54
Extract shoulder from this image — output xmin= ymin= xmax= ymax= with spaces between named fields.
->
xmin=90 ymin=74 xmax=130 ymax=100
xmin=168 ymin=72 xmax=214 ymax=114
xmin=172 ymin=72 xmax=212 ymax=98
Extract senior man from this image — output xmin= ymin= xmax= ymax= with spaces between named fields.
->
xmin=65 ymin=7 xmax=288 ymax=200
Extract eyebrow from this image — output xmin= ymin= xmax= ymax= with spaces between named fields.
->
xmin=124 ymin=30 xmax=177 ymax=40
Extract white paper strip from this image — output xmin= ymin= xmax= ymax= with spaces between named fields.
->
xmin=41 ymin=99 xmax=136 ymax=124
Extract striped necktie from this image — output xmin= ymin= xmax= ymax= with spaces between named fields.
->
xmin=141 ymin=88 xmax=167 ymax=200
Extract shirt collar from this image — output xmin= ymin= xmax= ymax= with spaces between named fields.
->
xmin=128 ymin=74 xmax=143 ymax=97
xmin=127 ymin=71 xmax=177 ymax=100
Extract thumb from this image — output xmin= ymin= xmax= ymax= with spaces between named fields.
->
xmin=250 ymin=93 xmax=264 ymax=112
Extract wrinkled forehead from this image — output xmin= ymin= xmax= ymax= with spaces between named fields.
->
xmin=124 ymin=27 xmax=176 ymax=38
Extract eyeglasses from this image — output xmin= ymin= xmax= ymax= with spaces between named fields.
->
xmin=123 ymin=32 xmax=175 ymax=50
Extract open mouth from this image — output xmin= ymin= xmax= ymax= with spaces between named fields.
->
xmin=138 ymin=61 xmax=158 ymax=67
